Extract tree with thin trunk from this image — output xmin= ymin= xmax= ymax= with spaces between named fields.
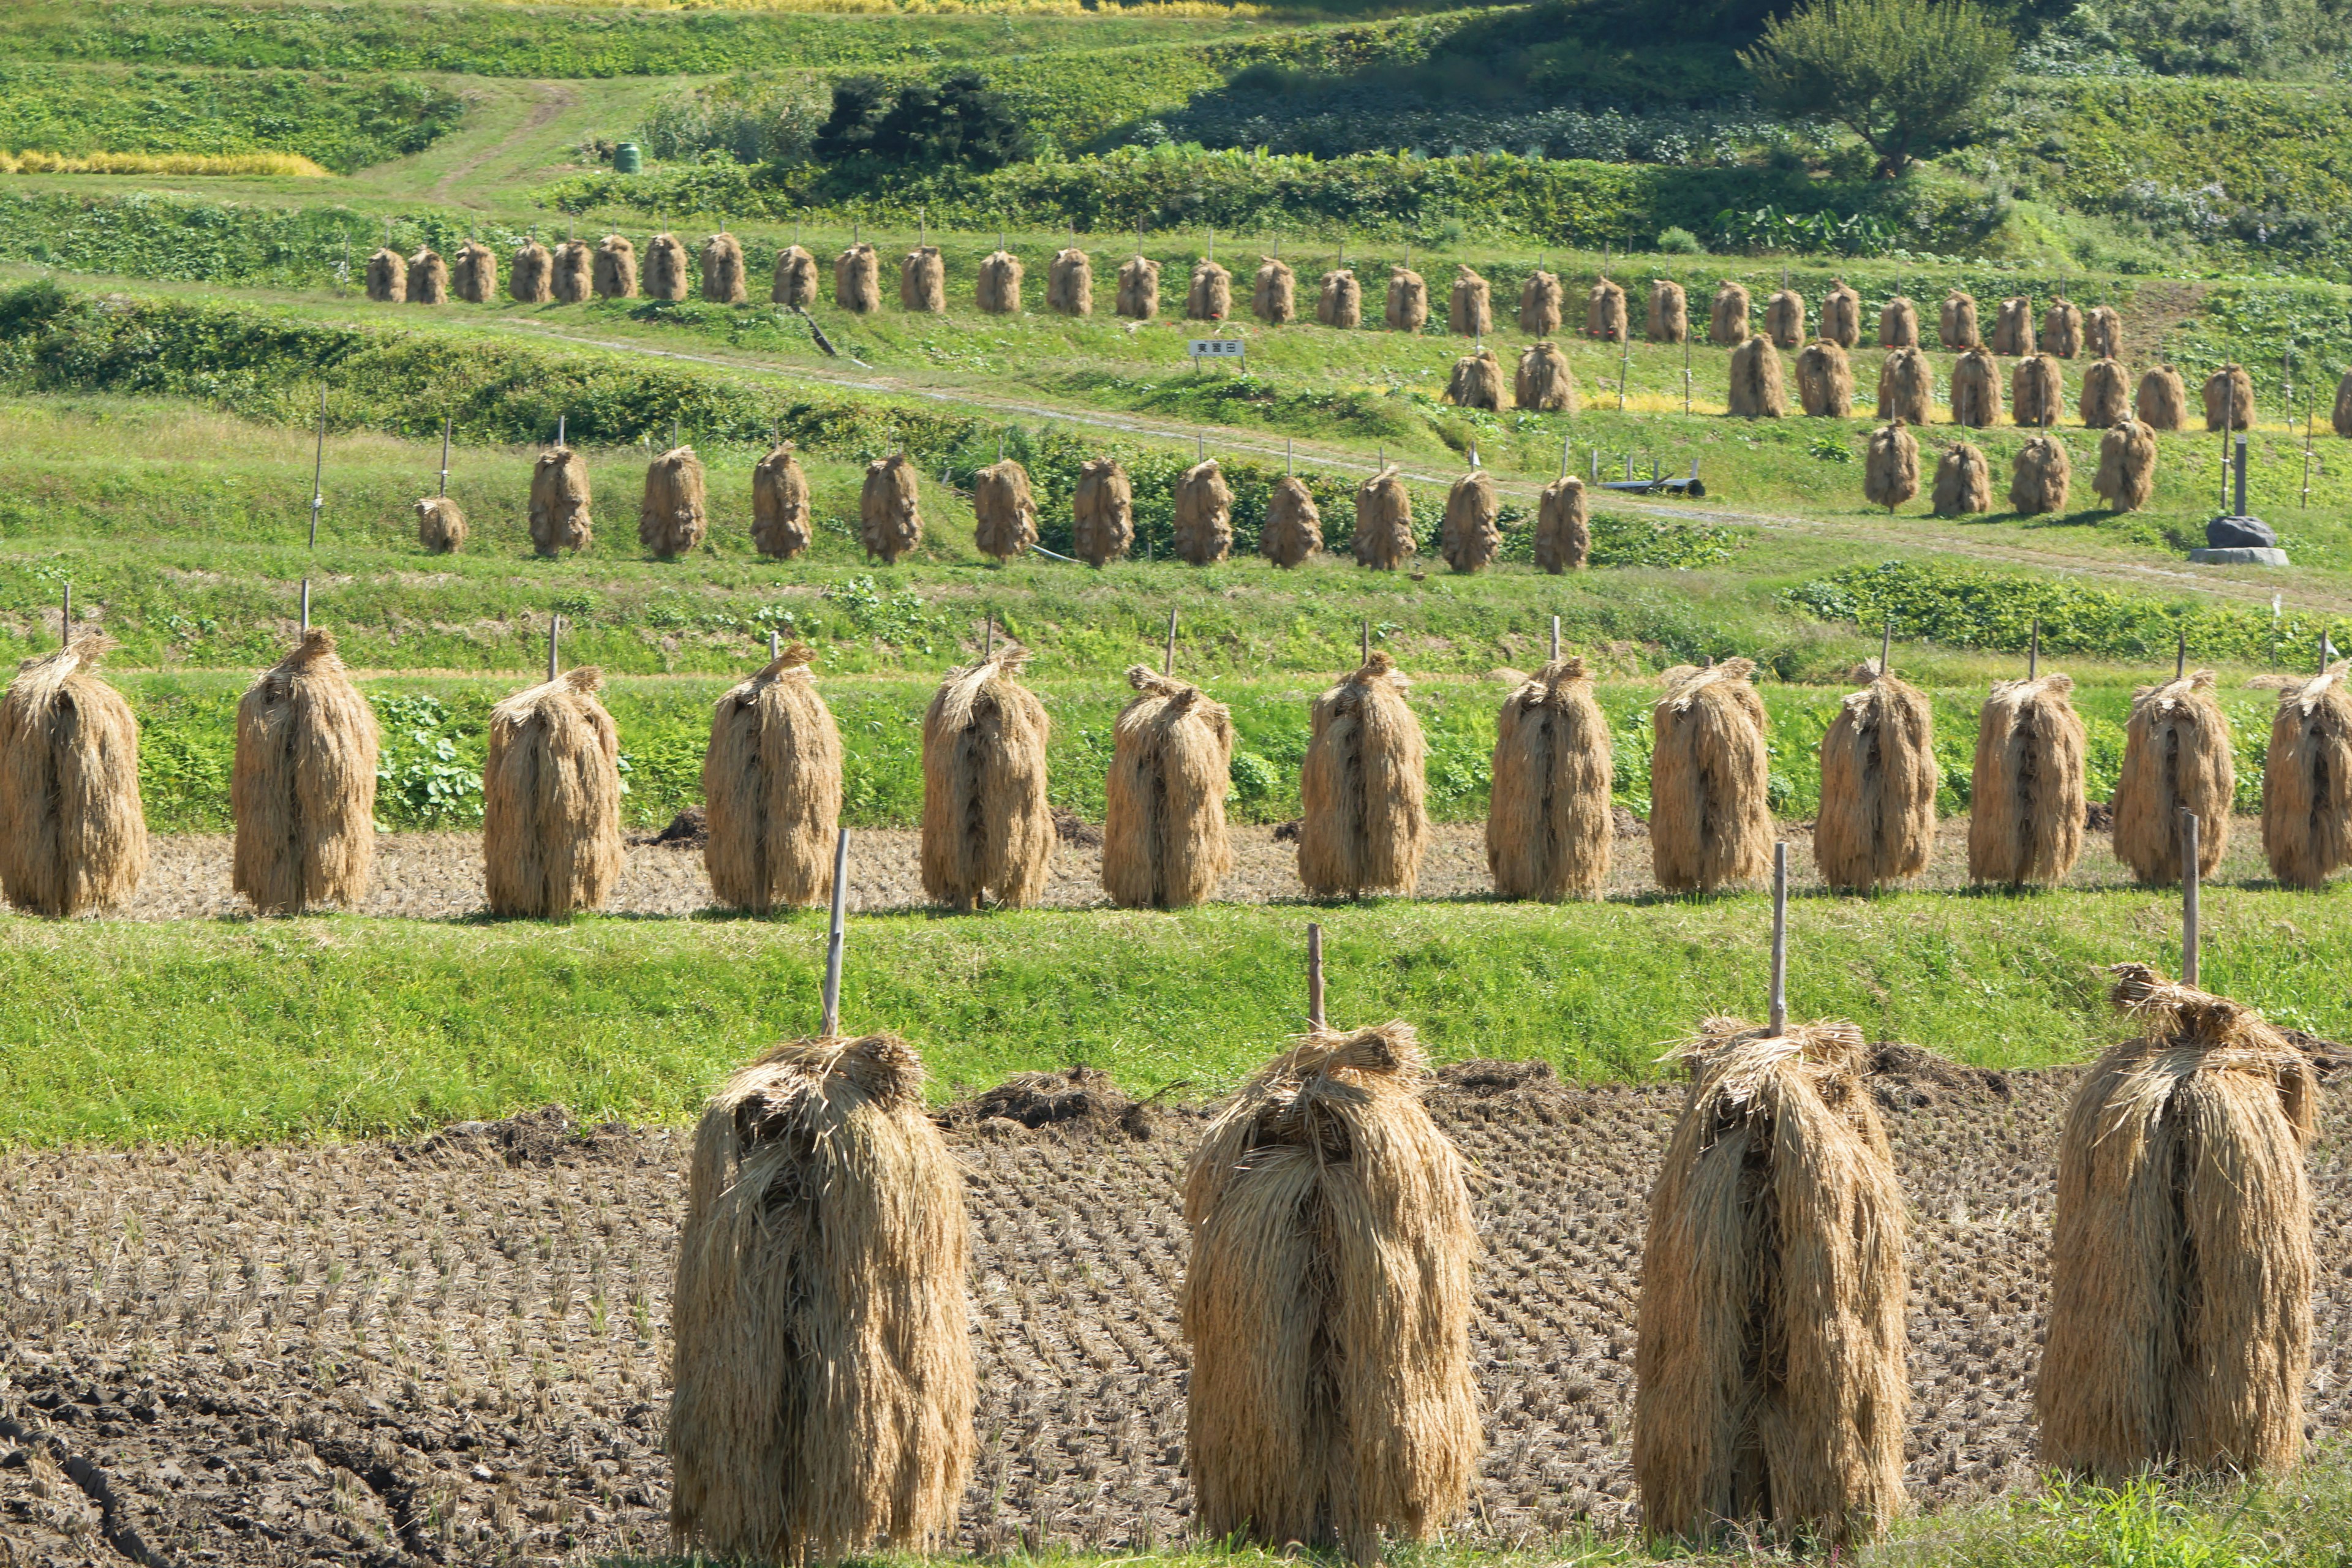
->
xmin=1742 ymin=0 xmax=2013 ymax=178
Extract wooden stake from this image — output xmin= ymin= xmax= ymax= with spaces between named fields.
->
xmin=823 ymin=827 xmax=850 ymax=1035
xmin=2180 ymin=810 xmax=2200 ymax=989
xmin=1165 ymin=609 xmax=1177 ymax=676
xmin=2176 ymin=629 xmax=2187 ymax=682
xmin=1618 ymin=331 xmax=1630 ymax=411
xmin=1879 ymin=618 xmax=1892 ymax=677
xmin=308 ymin=388 xmax=326 ymax=548
xmin=1360 ymin=618 xmax=1370 ymax=665
xmin=438 ymin=415 xmax=452 ymax=498
xmin=1306 ymin=921 xmax=1326 ymax=1032
xmin=984 ymin=613 xmax=995 ymax=659
xmin=1550 ymin=614 xmax=1561 ymax=663
xmin=2029 ymin=616 xmax=2040 ymax=680
xmin=557 ymin=413 xmax=566 ymax=448
xmin=1768 ymin=841 xmax=1789 ymax=1035
xmin=770 ymin=628 xmax=780 ymax=662
xmin=59 ymin=583 xmax=69 ymax=648
xmin=1683 ymin=332 xmax=1692 ymax=415
xmin=548 ymin=614 xmax=560 ymax=682
xmin=301 ymin=579 xmax=311 ymax=635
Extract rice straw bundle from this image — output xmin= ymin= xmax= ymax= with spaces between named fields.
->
xmin=1931 ymin=440 xmax=1992 ymax=516
xmin=1876 ymin=347 xmax=1932 ymax=423
xmin=835 ymin=243 xmax=881 ymax=312
xmin=510 ymin=238 xmax=552 ymax=303
xmin=900 ymin=245 xmax=945 ymax=313
xmin=232 ymin=629 xmax=379 ymax=914
xmin=1879 ymin=295 xmax=1918 ymax=348
xmin=2041 ymin=298 xmax=2082 ymax=358
xmin=2204 ymin=364 xmax=2255 ymax=431
xmin=2334 ymin=370 xmax=2352 ymax=439
xmin=2113 ymin=669 xmax=2233 ymax=884
xmin=481 ymin=667 xmax=623 ymax=918
xmin=1709 ymin=281 xmax=1751 ymax=346
xmin=2137 ymin=365 xmax=2188 ymax=430
xmin=529 ymin=445 xmax=593 ymax=554
xmin=1352 ymin=465 xmax=1415 ymax=570
xmin=1446 ymin=346 xmax=1502 ymax=410
xmin=1795 ymin=341 xmax=1853 ymax=417
xmin=1298 ymin=651 xmax=1428 ymax=896
xmin=971 ymin=458 xmax=1038 ymax=561
xmin=1727 ymin=337 xmax=1785 ymax=418
xmin=1763 ymin=288 xmax=1805 ymax=349
xmin=701 ymin=643 xmax=842 ymax=911
xmin=1448 ymin=266 xmax=1490 ymax=336
xmin=976 ymin=248 xmax=1022 ymax=315
xmin=1814 ymin=667 xmax=1935 ymax=888
xmin=594 ymin=234 xmax=638 ymax=300
xmin=1514 ymin=341 xmax=1577 ymax=412
xmin=415 ymin=496 xmax=466 ymax=553
xmin=1102 ymin=666 xmax=1235 ymax=908
xmin=1187 ymin=257 xmax=1231 ymax=321
xmin=1586 ymin=275 xmax=1628 ymax=342
xmin=1520 ymin=269 xmax=1562 ymax=334
xmin=1949 ymin=348 xmax=2002 ymax=428
xmin=1649 ymin=660 xmax=1773 ymax=892
xmin=365 ymin=246 xmax=406 ymax=303
xmin=771 ymin=244 xmax=817 ymax=307
xmin=919 ymin=646 xmax=1052 ymax=910
xmin=1117 ymin=254 xmax=1160 ymax=319
xmin=1634 ymin=1017 xmax=1908 ymax=1547
xmin=1048 ymin=246 xmax=1092 ymax=315
xmin=1174 ymin=459 xmax=1233 ymax=564
xmin=1317 ymin=267 xmax=1361 ymax=327
xmin=1487 ymin=655 xmax=1611 ymax=899
xmin=2011 ymin=353 xmax=2063 ymax=427
xmin=0 ymin=635 xmax=147 ymax=917
xmin=451 ymin=239 xmax=497 ymax=303
xmin=2079 ymin=357 xmax=2130 ymax=428
xmin=1991 ymin=295 xmax=2033 ymax=356
xmin=1819 ymin=279 xmax=1861 ymax=347
xmin=1183 ymin=1022 xmax=1479 ymax=1563
xmin=859 ymin=453 xmax=922 ymax=564
xmin=2263 ymin=661 xmax=2352 ymax=888
xmin=1439 ymin=467 xmax=1499 ymax=574
xmin=751 ymin=442 xmax=812 ymax=560
xmin=1535 ymin=475 xmax=1588 ymax=572
xmin=1648 ymin=279 xmax=1688 ymax=343
xmin=1939 ymin=289 xmax=1978 ymax=349
xmin=2037 ymin=966 xmax=2316 ymax=1480
xmin=1253 ymin=256 xmax=1295 ymax=324
xmin=1385 ymin=265 xmax=1428 ymax=332
xmin=551 ymin=239 xmax=592 ymax=303
xmin=1260 ymin=475 xmax=1321 ymax=567
xmin=2092 ymin=418 xmax=2157 ymax=511
xmin=669 ymin=1033 xmax=974 ymax=1563
xmin=2084 ymin=306 xmax=2124 ymax=360
xmin=2009 ymin=434 xmax=2071 ymax=514
xmin=1863 ymin=420 xmax=1919 ymax=511
xmin=1968 ymin=671 xmax=2086 ymax=886
xmin=639 ymin=445 xmax=709 ymax=558
xmin=1071 ymin=458 xmax=1133 ymax=566
xmin=645 ymin=233 xmax=690 ymax=301
xmin=406 ymin=246 xmax=447 ymax=305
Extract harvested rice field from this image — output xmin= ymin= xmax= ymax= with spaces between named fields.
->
xmin=3 ymin=1061 xmax=2346 ymax=1566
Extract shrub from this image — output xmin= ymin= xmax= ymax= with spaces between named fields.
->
xmin=1655 ymin=224 xmax=1705 ymax=253
xmin=1743 ymin=0 xmax=2013 ymax=177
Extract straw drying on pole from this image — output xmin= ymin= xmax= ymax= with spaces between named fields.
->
xmin=2334 ymin=370 xmax=2352 ymax=439
xmin=451 ymin=239 xmax=497 ymax=303
xmin=2084 ymin=305 xmax=2124 ymax=359
xmin=1317 ymin=265 xmax=1361 ymax=327
xmin=639 ymin=443 xmax=709 ymax=558
xmin=415 ymin=420 xmax=465 ymax=553
xmin=1878 ymin=295 xmax=1918 ymax=348
xmin=1352 ymin=463 xmax=1415 ymax=570
xmin=593 ymin=234 xmax=638 ymax=300
xmin=2011 ymin=353 xmax=2064 ymax=427
xmin=1117 ymin=251 xmax=1160 ymax=320
xmin=835 ymin=241 xmax=881 ymax=312
xmin=1536 ymin=472 xmax=1589 ymax=572
xmin=1515 ymin=341 xmax=1577 ymax=412
xmin=1864 ymin=421 xmax=1920 ymax=511
xmin=1819 ymin=279 xmax=1861 ymax=347
xmin=919 ymin=644 xmax=1053 ymax=910
xmin=2263 ymin=660 xmax=2352 ymax=888
xmin=859 ymin=453 xmax=924 ymax=564
xmin=1648 ymin=279 xmax=1687 ymax=343
xmin=752 ymin=442 xmax=812 ymax=559
xmin=1253 ymin=254 xmax=1295 ymax=324
xmin=2137 ymin=365 xmax=2188 ymax=429
xmin=2114 ymin=666 xmax=2234 ymax=883
xmin=1876 ymin=347 xmax=1932 ymax=423
xmin=1520 ymin=268 xmax=1562 ymax=335
xmin=366 ymin=244 xmax=405 ymax=303
xmin=703 ymin=643 xmax=842 ymax=911
xmin=1969 ymin=633 xmax=2086 ymax=886
xmin=1298 ymin=649 xmax=1428 ymax=896
xmin=1385 ymin=262 xmax=1428 ymax=332
xmin=1949 ymin=347 xmax=2002 ymax=428
xmin=1726 ymin=338 xmax=1785 ymax=418
xmin=2092 ymin=418 xmax=2157 ymax=511
xmin=700 ymin=232 xmax=747 ymax=304
xmin=1795 ymin=341 xmax=1853 ymax=417
xmin=976 ymin=244 xmax=1023 ymax=315
xmin=645 ymin=231 xmax=690 ymax=301
xmin=510 ymin=237 xmax=552 ymax=303
xmin=971 ymin=456 xmax=1039 ymax=561
xmin=2079 ymin=357 xmax=2130 ymax=427
xmin=529 ymin=440 xmax=593 ymax=554
xmin=1931 ymin=440 xmax=1992 ymax=515
xmin=232 ymin=627 xmax=379 ymax=914
xmin=0 ymin=631 xmax=148 ymax=917
xmin=405 ymin=246 xmax=447 ymax=305
xmin=1763 ymin=287 xmax=1806 ymax=349
xmin=1488 ymin=651 xmax=1611 ymax=898
xmin=2009 ymin=434 xmax=2071 ymax=514
xmin=1103 ymin=662 xmax=1235 ymax=908
xmin=1991 ymin=295 xmax=2033 ymax=355
xmin=1439 ymin=461 xmax=1499 ymax=573
xmin=1186 ymin=254 xmax=1232 ymax=322
xmin=1261 ymin=469 xmax=1322 ymax=567
xmin=1447 ymin=265 xmax=1490 ymax=336
xmin=2204 ymin=364 xmax=2256 ymax=430
xmin=1586 ymin=274 xmax=1628 ymax=342
xmin=2041 ymin=298 xmax=2083 ymax=358
xmin=1649 ymin=660 xmax=1773 ymax=892
xmin=901 ymin=243 xmax=946 ymax=313
xmin=481 ymin=658 xmax=624 ymax=919
xmin=1446 ymin=345 xmax=1502 ymax=410
xmin=1815 ymin=642 xmax=1936 ymax=888
xmin=551 ymin=237 xmax=592 ymax=303
xmin=1709 ymin=281 xmax=1751 ymax=345
xmin=1048 ymin=244 xmax=1092 ymax=315
xmin=1071 ymin=458 xmax=1133 ymax=566
xmin=771 ymin=243 xmax=817 ymax=307
xmin=1173 ymin=457 xmax=1233 ymax=564
xmin=1940 ymin=288 xmax=1978 ymax=349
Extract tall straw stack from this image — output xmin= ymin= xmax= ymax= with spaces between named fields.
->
xmin=366 ymin=245 xmax=405 ymax=303
xmin=2113 ymin=669 xmax=2233 ymax=883
xmin=1939 ymin=288 xmax=1978 ymax=349
xmin=639 ymin=445 xmax=709 ymax=558
xmin=510 ymin=238 xmax=552 ymax=303
xmin=1727 ymin=337 xmax=1785 ymax=418
xmin=0 ymin=635 xmax=147 ymax=917
xmin=859 ymin=453 xmax=922 ymax=564
xmin=1386 ymin=264 xmax=1428 ymax=332
xmin=1931 ymin=440 xmax=1992 ymax=515
xmin=529 ymin=445 xmax=593 ymax=554
xmin=2011 ymin=353 xmax=2064 ymax=426
xmin=1261 ymin=475 xmax=1322 ymax=567
xmin=1187 ymin=257 xmax=1232 ymax=321
xmin=669 ymin=1034 xmax=973 ymax=1564
xmin=971 ymin=458 xmax=1038 ymax=560
xmin=2263 ymin=661 xmax=2352 ymax=888
xmin=1649 ymin=660 xmax=1773 ymax=892
xmin=551 ymin=238 xmax=593 ymax=303
xmin=1969 ymin=670 xmax=2086 ymax=885
xmin=2084 ymin=305 xmax=2124 ymax=359
xmin=701 ymin=232 xmax=748 ymax=302
xmin=751 ymin=442 xmax=812 ymax=559
xmin=1635 ymin=1017 xmax=1907 ymax=1547
xmin=771 ymin=243 xmax=817 ymax=307
xmin=1448 ymin=265 xmax=1491 ymax=336
xmin=646 ymin=233 xmax=690 ymax=301
xmin=1815 ymin=667 xmax=1935 ymax=888
xmin=451 ymin=239 xmax=497 ymax=303
xmin=1949 ymin=347 xmax=2002 ymax=427
xmin=1352 ymin=464 xmax=1414 ymax=570
xmin=1183 ymin=1022 xmax=1479 ymax=1563
xmin=1709 ymin=281 xmax=1751 ymax=345
xmin=1515 ymin=341 xmax=1577 ymax=412
xmin=2335 ymin=371 xmax=2352 ymax=438
xmin=701 ymin=643 xmax=841 ymax=911
xmin=232 ymin=629 xmax=379 ymax=914
xmin=2079 ymin=357 xmax=2130 ymax=427
xmin=1520 ymin=269 xmax=1563 ymax=334
xmin=1253 ymin=255 xmax=1295 ymax=324
xmin=2092 ymin=418 xmax=2157 ymax=511
xmin=1488 ymin=655 xmax=1610 ymax=899
xmin=1317 ymin=267 xmax=1362 ymax=327
xmin=1298 ymin=650 xmax=1428 ymax=896
xmin=407 ymin=246 xmax=448 ymax=305
xmin=976 ymin=247 xmax=1023 ymax=315
xmin=1072 ymin=457 xmax=1133 ymax=566
xmin=2137 ymin=365 xmax=2188 ymax=429
xmin=1879 ymin=295 xmax=1918 ymax=348
xmin=1819 ymin=279 xmax=1861 ymax=347
xmin=2041 ymin=298 xmax=2083 ymax=357
xmin=1446 ymin=346 xmax=1502 ymax=410
xmin=594 ymin=234 xmax=638 ymax=300
xmin=1648 ymin=279 xmax=1688 ymax=343
xmin=1117 ymin=253 xmax=1160 ymax=319
xmin=415 ymin=495 xmax=466 ymax=553
xmin=1795 ymin=341 xmax=1853 ymax=417
xmin=919 ymin=646 xmax=1052 ymax=910
xmin=835 ymin=242 xmax=881 ymax=312
xmin=1991 ymin=295 xmax=2033 ymax=355
xmin=1047 ymin=245 xmax=1092 ymax=315
xmin=1586 ymin=275 xmax=1628 ymax=342
xmin=1764 ymin=287 xmax=1806 ymax=349
xmin=481 ymin=667 xmax=623 ymax=918
xmin=1174 ymin=459 xmax=1233 ymax=564
xmin=2038 ymin=965 xmax=2316 ymax=1480
xmin=1877 ymin=347 xmax=1932 ymax=423
xmin=2204 ymin=364 xmax=2255 ymax=430
xmin=1536 ymin=475 xmax=1589 ymax=572
xmin=1103 ymin=666 xmax=1235 ymax=908
xmin=1439 ymin=467 xmax=1499 ymax=574
xmin=2009 ymin=434 xmax=2071 ymax=514
xmin=1864 ymin=420 xmax=1920 ymax=511
xmin=901 ymin=244 xmax=945 ymax=312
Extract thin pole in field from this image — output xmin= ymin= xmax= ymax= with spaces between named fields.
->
xmin=1768 ymin=842 xmax=1789 ymax=1035
xmin=822 ymin=827 xmax=850 ymax=1036
xmin=548 ymin=614 xmax=560 ymax=682
xmin=300 ymin=578 xmax=311 ymax=636
xmin=1306 ymin=921 xmax=1326 ymax=1032
xmin=2181 ymin=810 xmax=2201 ymax=989
xmin=308 ymin=388 xmax=326 ymax=548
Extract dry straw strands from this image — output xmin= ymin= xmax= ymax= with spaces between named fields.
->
xmin=1261 ymin=475 xmax=1322 ymax=567
xmin=1709 ymin=281 xmax=1751 ymax=346
xmin=1488 ymin=656 xmax=1611 ymax=899
xmin=1727 ymin=337 xmax=1785 ymax=418
xmin=1448 ymin=266 xmax=1491 ymax=336
xmin=1932 ymin=440 xmax=1992 ymax=516
xmin=2037 ymin=966 xmax=2316 ymax=1480
xmin=510 ymin=238 xmax=552 ymax=303
xmin=1536 ymin=475 xmax=1589 ymax=572
xmin=752 ymin=442 xmax=812 ymax=560
xmin=2041 ymin=298 xmax=2083 ymax=358
xmin=2011 ymin=353 xmax=2064 ymax=427
xmin=415 ymin=495 xmax=466 ymax=554
xmin=1446 ymin=346 xmax=1502 ymax=410
xmin=2094 ymin=418 xmax=2158 ymax=512
xmin=1183 ymin=1023 xmax=1479 ymax=1563
xmin=451 ymin=239 xmax=497 ymax=303
xmin=702 ymin=644 xmax=841 ymax=912
xmin=2204 ymin=363 xmax=2255 ymax=430
xmin=859 ymin=453 xmax=922 ymax=564
xmin=551 ymin=238 xmax=593 ymax=303
xmin=1949 ymin=348 xmax=2002 ymax=428
xmin=919 ymin=647 xmax=1053 ymax=910
xmin=645 ymin=233 xmax=690 ymax=301
xmin=901 ymin=245 xmax=946 ymax=313
xmin=1102 ymin=666 xmax=1235 ymax=908
xmin=1253 ymin=256 xmax=1295 ymax=324
xmin=700 ymin=233 xmax=747 ymax=304
xmin=1299 ymin=650 xmax=1428 ymax=896
xmin=1864 ymin=420 xmax=1920 ymax=511
xmin=2085 ymin=305 xmax=2124 ymax=359
xmin=976 ymin=248 xmax=1023 ymax=315
xmin=1969 ymin=671 xmax=2086 ymax=885
xmin=406 ymin=247 xmax=448 ymax=305
xmin=1352 ymin=464 xmax=1415 ymax=570
xmin=2113 ymin=669 xmax=2234 ymax=883
xmin=669 ymin=1034 xmax=973 ymax=1564
xmin=1879 ymin=295 xmax=1918 ymax=348
xmin=232 ymin=630 xmax=379 ymax=914
xmin=771 ymin=244 xmax=818 ymax=307
xmin=1318 ymin=267 xmax=1362 ymax=327
xmin=1819 ymin=279 xmax=1861 ymax=347
xmin=0 ymin=635 xmax=147 ymax=917
xmin=1586 ymin=275 xmax=1628 ymax=342
xmin=835 ymin=243 xmax=881 ymax=312
xmin=1634 ymin=1018 xmax=1908 ymax=1547
xmin=1048 ymin=246 xmax=1092 ymax=315
xmin=481 ymin=667 xmax=623 ymax=918
xmin=1877 ymin=347 xmax=1932 ymax=424
xmin=1386 ymin=264 xmax=1428 ymax=332
xmin=639 ymin=445 xmax=709 ymax=558
xmin=1648 ymin=279 xmax=1688 ymax=343
xmin=1439 ymin=467 xmax=1499 ymax=574
xmin=2009 ymin=434 xmax=2071 ymax=514
xmin=1815 ymin=669 xmax=1936 ymax=888
xmin=971 ymin=458 xmax=1038 ymax=561
xmin=1072 ymin=458 xmax=1133 ymax=566
xmin=1795 ymin=341 xmax=1853 ymax=417
xmin=594 ymin=234 xmax=638 ymax=300
xmin=365 ymin=245 xmax=405 ymax=303
xmin=1991 ymin=295 xmax=2034 ymax=355
xmin=2080 ymin=357 xmax=2130 ymax=428
xmin=2263 ymin=662 xmax=2352 ymax=888
xmin=1940 ymin=289 xmax=1979 ymax=349
xmin=1117 ymin=253 xmax=1160 ymax=320
xmin=2138 ymin=365 xmax=2188 ymax=430
xmin=1649 ymin=660 xmax=1774 ymax=892
xmin=529 ymin=446 xmax=592 ymax=554
xmin=1515 ymin=341 xmax=1577 ymax=413
xmin=1764 ymin=287 xmax=1806 ymax=349
xmin=1520 ymin=269 xmax=1562 ymax=335
xmin=1174 ymin=459 xmax=1234 ymax=565
xmin=1187 ymin=257 xmax=1232 ymax=322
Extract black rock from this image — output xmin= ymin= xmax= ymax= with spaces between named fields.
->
xmin=2207 ymin=514 xmax=2277 ymax=549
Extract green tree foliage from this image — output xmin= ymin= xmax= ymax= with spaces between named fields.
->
xmin=813 ymin=71 xmax=1030 ymax=172
xmin=1741 ymin=0 xmax=2014 ymax=176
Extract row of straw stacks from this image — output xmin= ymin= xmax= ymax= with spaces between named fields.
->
xmin=1725 ymin=341 xmax=2258 ymax=432
xmin=1854 ymin=420 xmax=2158 ymax=517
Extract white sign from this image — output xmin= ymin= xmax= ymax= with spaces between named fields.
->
xmin=1187 ymin=337 xmax=1246 ymax=359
